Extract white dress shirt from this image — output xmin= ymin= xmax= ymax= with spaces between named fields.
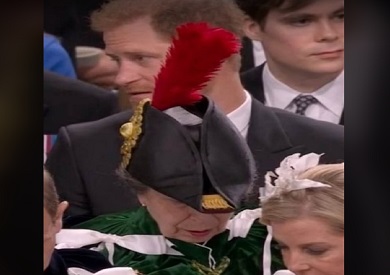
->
xmin=252 ymin=41 xmax=267 ymax=66
xmin=165 ymin=91 xmax=252 ymax=139
xmin=227 ymin=90 xmax=252 ymax=139
xmin=263 ymin=64 xmax=344 ymax=124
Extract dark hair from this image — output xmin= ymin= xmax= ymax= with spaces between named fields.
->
xmin=235 ymin=0 xmax=317 ymax=25
xmin=91 ymin=0 xmax=245 ymax=39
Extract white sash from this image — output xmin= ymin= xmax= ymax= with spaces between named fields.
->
xmin=57 ymin=208 xmax=294 ymax=274
xmin=67 ymin=267 xmax=137 ymax=275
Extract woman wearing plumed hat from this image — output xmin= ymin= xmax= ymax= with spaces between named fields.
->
xmin=56 ymin=22 xmax=286 ymax=274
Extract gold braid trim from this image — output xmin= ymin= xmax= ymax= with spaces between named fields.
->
xmin=191 ymin=257 xmax=230 ymax=275
xmin=119 ymin=98 xmax=151 ymax=169
xmin=202 ymin=195 xmax=234 ymax=211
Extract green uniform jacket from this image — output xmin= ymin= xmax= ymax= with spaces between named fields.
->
xmin=64 ymin=207 xmax=285 ymax=274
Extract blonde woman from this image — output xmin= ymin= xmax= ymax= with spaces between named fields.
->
xmin=260 ymin=153 xmax=344 ymax=275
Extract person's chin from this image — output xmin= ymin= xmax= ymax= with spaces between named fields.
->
xmin=307 ymin=62 xmax=344 ymax=75
xmin=128 ymin=92 xmax=153 ymax=108
xmin=180 ymin=229 xmax=219 ymax=243
xmin=310 ymin=54 xmax=344 ymax=71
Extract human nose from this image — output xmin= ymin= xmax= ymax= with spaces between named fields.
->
xmin=283 ymin=250 xmax=311 ymax=273
xmin=315 ymin=20 xmax=340 ymax=42
xmin=114 ymin=61 xmax=142 ymax=87
xmin=188 ymin=209 xmax=216 ymax=223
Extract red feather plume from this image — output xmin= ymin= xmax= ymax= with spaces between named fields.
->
xmin=151 ymin=22 xmax=240 ymax=111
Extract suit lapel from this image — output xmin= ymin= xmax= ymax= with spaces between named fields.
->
xmin=240 ymin=37 xmax=255 ymax=73
xmin=246 ymin=99 xmax=306 ymax=188
xmin=240 ymin=63 xmax=266 ymax=103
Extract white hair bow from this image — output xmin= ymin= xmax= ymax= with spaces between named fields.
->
xmin=259 ymin=153 xmax=331 ymax=203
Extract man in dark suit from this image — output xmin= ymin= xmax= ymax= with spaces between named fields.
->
xmin=45 ymin=0 xmax=344 ymax=218
xmin=236 ymin=0 xmax=344 ymax=125
xmin=44 ymin=71 xmax=119 ymax=161
xmin=44 ymin=71 xmax=119 ymax=135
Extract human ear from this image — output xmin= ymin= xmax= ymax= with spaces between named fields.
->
xmin=54 ymin=201 xmax=68 ymax=233
xmin=243 ymin=17 xmax=264 ymax=42
xmin=137 ymin=194 xmax=147 ymax=206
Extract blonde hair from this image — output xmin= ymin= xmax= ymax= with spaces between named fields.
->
xmin=261 ymin=163 xmax=344 ymax=233
xmin=43 ymin=167 xmax=59 ymax=219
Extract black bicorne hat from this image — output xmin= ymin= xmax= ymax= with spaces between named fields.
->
xmin=120 ymin=96 xmax=255 ymax=213
xmin=118 ymin=22 xmax=255 ymax=213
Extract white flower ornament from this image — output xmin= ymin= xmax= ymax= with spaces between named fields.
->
xmin=260 ymin=153 xmax=331 ymax=203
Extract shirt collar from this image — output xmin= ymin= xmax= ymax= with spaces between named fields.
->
xmin=227 ymin=90 xmax=252 ymax=135
xmin=263 ymin=64 xmax=344 ymax=116
xmin=312 ymin=71 xmax=344 ymax=116
xmin=263 ymin=64 xmax=300 ymax=109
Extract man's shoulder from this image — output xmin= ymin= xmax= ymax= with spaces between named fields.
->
xmin=44 ymin=71 xmax=117 ymax=102
xmin=270 ymin=107 xmax=344 ymax=160
xmin=240 ymin=64 xmax=265 ymax=83
xmin=241 ymin=63 xmax=264 ymax=76
xmin=250 ymin=101 xmax=343 ymax=157
xmin=252 ymin=101 xmax=343 ymax=136
xmin=44 ymin=34 xmax=61 ymax=49
xmin=272 ymin=107 xmax=343 ymax=136
xmin=240 ymin=64 xmax=266 ymax=101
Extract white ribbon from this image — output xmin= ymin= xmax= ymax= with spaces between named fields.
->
xmin=226 ymin=208 xmax=262 ymax=240
xmin=263 ymin=225 xmax=273 ymax=275
xmin=273 ymin=270 xmax=295 ymax=275
xmin=260 ymin=153 xmax=331 ymax=203
xmin=262 ymin=226 xmax=296 ymax=275
xmin=56 ymin=209 xmax=262 ymax=267
xmin=56 ymin=229 xmax=183 ymax=264
xmin=67 ymin=267 xmax=138 ymax=275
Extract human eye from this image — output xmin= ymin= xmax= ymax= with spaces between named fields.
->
xmin=304 ymin=246 xmax=328 ymax=256
xmin=285 ymin=16 xmax=313 ymax=26
xmin=333 ymin=11 xmax=344 ymax=21
xmin=132 ymin=54 xmax=152 ymax=64
xmin=133 ymin=55 xmax=146 ymax=61
xmin=108 ymin=55 xmax=120 ymax=64
xmin=275 ymin=243 xmax=289 ymax=251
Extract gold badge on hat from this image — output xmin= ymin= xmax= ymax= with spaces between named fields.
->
xmin=120 ymin=98 xmax=150 ymax=169
xmin=202 ymin=194 xmax=234 ymax=212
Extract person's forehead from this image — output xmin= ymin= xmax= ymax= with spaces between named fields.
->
xmin=271 ymin=217 xmax=338 ymax=242
xmin=103 ymin=23 xmax=171 ymax=57
xmin=276 ymin=0 xmax=344 ymax=14
xmin=103 ymin=18 xmax=170 ymax=42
